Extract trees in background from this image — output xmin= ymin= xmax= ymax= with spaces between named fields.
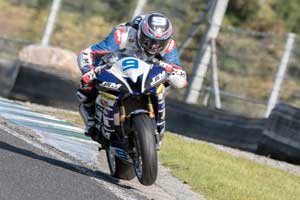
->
xmin=226 ymin=0 xmax=300 ymax=34
xmin=274 ymin=0 xmax=300 ymax=34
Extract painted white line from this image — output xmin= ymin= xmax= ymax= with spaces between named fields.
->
xmin=1 ymin=113 xmax=84 ymax=133
xmin=0 ymin=107 xmax=60 ymax=121
xmin=0 ymin=100 xmax=31 ymax=110
xmin=40 ymin=130 xmax=97 ymax=144
xmin=0 ymin=123 xmax=57 ymax=155
xmin=37 ymin=132 xmax=100 ymax=165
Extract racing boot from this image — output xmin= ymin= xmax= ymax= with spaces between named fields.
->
xmin=79 ymin=102 xmax=95 ymax=137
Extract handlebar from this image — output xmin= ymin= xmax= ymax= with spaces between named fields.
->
xmin=92 ymin=48 xmax=177 ymax=77
xmin=94 ymin=64 xmax=108 ymax=74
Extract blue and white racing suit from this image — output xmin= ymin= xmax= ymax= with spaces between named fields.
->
xmin=77 ymin=23 xmax=187 ymax=140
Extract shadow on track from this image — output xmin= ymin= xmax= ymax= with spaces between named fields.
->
xmin=0 ymin=141 xmax=135 ymax=190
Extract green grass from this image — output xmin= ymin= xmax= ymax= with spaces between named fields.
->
xmin=26 ymin=103 xmax=300 ymax=200
xmin=159 ymin=133 xmax=300 ymax=200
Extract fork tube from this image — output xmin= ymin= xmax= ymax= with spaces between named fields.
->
xmin=120 ymin=100 xmax=126 ymax=122
xmin=147 ymin=96 xmax=155 ymax=119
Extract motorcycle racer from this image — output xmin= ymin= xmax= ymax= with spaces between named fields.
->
xmin=76 ymin=12 xmax=187 ymax=138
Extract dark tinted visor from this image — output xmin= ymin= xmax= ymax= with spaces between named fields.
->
xmin=140 ymin=30 xmax=169 ymax=53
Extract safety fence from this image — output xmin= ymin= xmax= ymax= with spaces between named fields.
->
xmin=177 ymin=26 xmax=300 ymax=118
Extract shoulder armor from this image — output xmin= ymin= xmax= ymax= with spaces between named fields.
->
xmin=113 ymin=26 xmax=130 ymax=47
xmin=164 ymin=39 xmax=176 ymax=53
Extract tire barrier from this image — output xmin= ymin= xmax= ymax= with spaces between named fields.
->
xmin=0 ymin=60 xmax=300 ymax=164
xmin=166 ymin=98 xmax=267 ymax=152
xmin=7 ymin=60 xmax=79 ymax=110
xmin=258 ymin=103 xmax=300 ymax=164
xmin=0 ymin=59 xmax=21 ymax=97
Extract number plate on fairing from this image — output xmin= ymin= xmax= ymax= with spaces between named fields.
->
xmin=122 ymin=58 xmax=139 ymax=71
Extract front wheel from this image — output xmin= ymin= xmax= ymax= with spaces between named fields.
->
xmin=132 ymin=114 xmax=158 ymax=186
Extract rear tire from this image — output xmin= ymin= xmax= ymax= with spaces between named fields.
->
xmin=106 ymin=148 xmax=135 ymax=180
xmin=132 ymin=114 xmax=158 ymax=186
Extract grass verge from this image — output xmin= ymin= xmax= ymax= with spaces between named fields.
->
xmin=159 ymin=134 xmax=300 ymax=200
xmin=27 ymin=103 xmax=300 ymax=200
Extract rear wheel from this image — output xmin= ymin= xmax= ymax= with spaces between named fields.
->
xmin=106 ymin=147 xmax=135 ymax=180
xmin=132 ymin=114 xmax=158 ymax=186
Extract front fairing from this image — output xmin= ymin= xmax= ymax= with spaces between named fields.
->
xmin=144 ymin=65 xmax=168 ymax=93
xmin=96 ymin=70 xmax=130 ymax=93
xmin=96 ymin=54 xmax=168 ymax=96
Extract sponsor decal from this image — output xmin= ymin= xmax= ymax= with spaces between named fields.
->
xmin=152 ymin=17 xmax=167 ymax=26
xmin=150 ymin=71 xmax=166 ymax=86
xmin=99 ymin=82 xmax=122 ymax=90
xmin=116 ymin=149 xmax=129 ymax=160
xmin=154 ymin=28 xmax=163 ymax=37
xmin=165 ymin=39 xmax=176 ymax=53
xmin=173 ymin=68 xmax=187 ymax=78
xmin=114 ymin=28 xmax=125 ymax=45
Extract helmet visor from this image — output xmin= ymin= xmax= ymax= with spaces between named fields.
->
xmin=139 ymin=30 xmax=169 ymax=54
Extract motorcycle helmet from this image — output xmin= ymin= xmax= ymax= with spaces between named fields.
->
xmin=137 ymin=12 xmax=173 ymax=55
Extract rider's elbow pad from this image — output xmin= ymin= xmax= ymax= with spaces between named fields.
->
xmin=77 ymin=48 xmax=93 ymax=69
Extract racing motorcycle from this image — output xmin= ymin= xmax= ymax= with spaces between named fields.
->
xmin=89 ymin=49 xmax=176 ymax=186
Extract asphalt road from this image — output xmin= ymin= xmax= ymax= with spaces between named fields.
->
xmin=0 ymin=128 xmax=136 ymax=200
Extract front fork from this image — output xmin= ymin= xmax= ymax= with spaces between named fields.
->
xmin=119 ymin=85 xmax=167 ymax=148
xmin=155 ymin=84 xmax=167 ymax=142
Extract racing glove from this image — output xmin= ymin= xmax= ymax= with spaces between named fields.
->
xmin=81 ymin=52 xmax=118 ymax=84
xmin=168 ymin=67 xmax=187 ymax=88
xmin=159 ymin=61 xmax=187 ymax=88
xmin=81 ymin=65 xmax=96 ymax=84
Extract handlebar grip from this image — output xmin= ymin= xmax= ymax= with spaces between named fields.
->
xmin=94 ymin=64 xmax=108 ymax=73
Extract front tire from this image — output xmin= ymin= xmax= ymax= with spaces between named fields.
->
xmin=132 ymin=114 xmax=158 ymax=186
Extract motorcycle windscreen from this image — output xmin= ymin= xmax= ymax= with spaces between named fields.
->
xmin=125 ymin=75 xmax=143 ymax=94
